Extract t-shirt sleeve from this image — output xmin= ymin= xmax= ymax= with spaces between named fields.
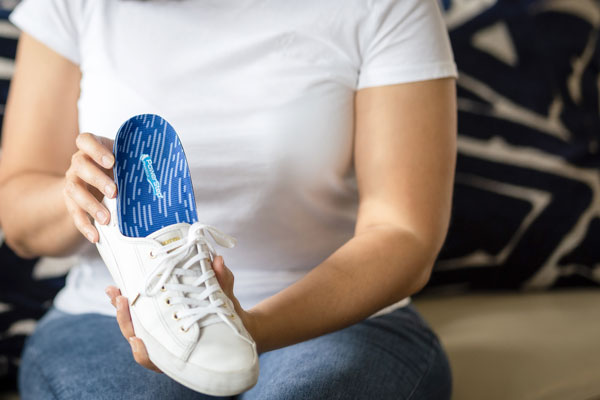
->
xmin=357 ymin=0 xmax=457 ymax=89
xmin=9 ymin=0 xmax=82 ymax=65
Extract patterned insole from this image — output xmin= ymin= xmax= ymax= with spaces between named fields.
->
xmin=113 ymin=114 xmax=198 ymax=237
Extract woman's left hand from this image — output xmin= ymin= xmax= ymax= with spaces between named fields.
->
xmin=105 ymin=255 xmax=257 ymax=373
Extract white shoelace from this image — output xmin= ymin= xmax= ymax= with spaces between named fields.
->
xmin=139 ymin=223 xmax=237 ymax=331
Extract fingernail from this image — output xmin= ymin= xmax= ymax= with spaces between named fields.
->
xmin=129 ymin=337 xmax=138 ymax=352
xmin=116 ymin=297 xmax=123 ymax=311
xmin=105 ymin=184 xmax=116 ymax=198
xmin=86 ymin=231 xmax=95 ymax=242
xmin=96 ymin=210 xmax=108 ymax=223
xmin=105 ymin=288 xmax=111 ymax=298
xmin=102 ymin=155 xmax=114 ymax=168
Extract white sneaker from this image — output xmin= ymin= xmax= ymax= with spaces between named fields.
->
xmin=94 ymin=114 xmax=259 ymax=395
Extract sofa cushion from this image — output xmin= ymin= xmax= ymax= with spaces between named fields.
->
xmin=415 ymin=290 xmax=600 ymax=400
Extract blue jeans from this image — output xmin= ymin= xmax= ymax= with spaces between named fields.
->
xmin=19 ymin=305 xmax=451 ymax=400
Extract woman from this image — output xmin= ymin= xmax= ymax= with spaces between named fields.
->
xmin=0 ymin=0 xmax=457 ymax=398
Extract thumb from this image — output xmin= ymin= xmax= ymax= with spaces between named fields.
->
xmin=212 ymin=256 xmax=235 ymax=299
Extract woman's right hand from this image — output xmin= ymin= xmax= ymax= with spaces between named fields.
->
xmin=63 ymin=132 xmax=116 ymax=243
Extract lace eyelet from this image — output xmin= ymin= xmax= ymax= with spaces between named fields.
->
xmin=149 ymin=250 xmax=156 ymax=259
xmin=173 ymin=312 xmax=179 ymax=320
xmin=180 ymin=326 xmax=189 ymax=333
xmin=160 ymin=286 xmax=166 ymax=292
xmin=165 ymin=298 xmax=171 ymax=305
xmin=229 ymin=313 xmax=235 ymax=319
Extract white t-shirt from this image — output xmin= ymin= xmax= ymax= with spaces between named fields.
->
xmin=10 ymin=0 xmax=457 ymax=316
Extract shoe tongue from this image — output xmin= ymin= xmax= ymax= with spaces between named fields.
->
xmin=148 ymin=223 xmax=190 ymax=247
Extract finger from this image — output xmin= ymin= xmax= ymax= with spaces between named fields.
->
xmin=64 ymin=177 xmax=110 ymax=225
xmin=219 ymin=258 xmax=245 ymax=311
xmin=105 ymin=286 xmax=121 ymax=308
xmin=129 ymin=337 xmax=162 ymax=373
xmin=213 ymin=256 xmax=234 ymax=294
xmin=213 ymin=257 xmax=242 ymax=313
xmin=72 ymin=152 xmax=117 ymax=199
xmin=116 ymin=296 xmax=136 ymax=339
xmin=76 ymin=132 xmax=115 ymax=169
xmin=97 ymin=135 xmax=115 ymax=150
xmin=65 ymin=195 xmax=98 ymax=242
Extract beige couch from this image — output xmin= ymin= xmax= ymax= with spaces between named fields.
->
xmin=414 ymin=290 xmax=600 ymax=400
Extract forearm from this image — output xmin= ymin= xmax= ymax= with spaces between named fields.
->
xmin=0 ymin=173 xmax=82 ymax=258
xmin=248 ymin=225 xmax=436 ymax=353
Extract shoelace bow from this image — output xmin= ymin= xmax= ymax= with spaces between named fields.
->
xmin=140 ymin=223 xmax=237 ymax=331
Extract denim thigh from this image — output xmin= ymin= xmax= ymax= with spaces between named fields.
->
xmin=241 ymin=304 xmax=452 ymax=400
xmin=18 ymin=308 xmax=221 ymax=400
xmin=19 ymin=305 xmax=451 ymax=400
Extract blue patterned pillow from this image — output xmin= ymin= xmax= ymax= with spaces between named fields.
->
xmin=430 ymin=0 xmax=600 ymax=290
xmin=0 ymin=8 xmax=16 ymax=125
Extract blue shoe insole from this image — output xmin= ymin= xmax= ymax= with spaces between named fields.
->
xmin=113 ymin=114 xmax=198 ymax=237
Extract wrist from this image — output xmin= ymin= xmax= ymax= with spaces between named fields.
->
xmin=245 ymin=308 xmax=268 ymax=354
